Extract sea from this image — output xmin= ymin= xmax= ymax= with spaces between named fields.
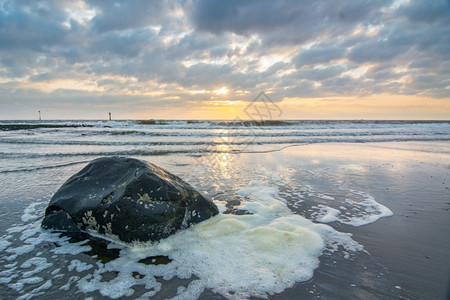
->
xmin=0 ymin=120 xmax=449 ymax=299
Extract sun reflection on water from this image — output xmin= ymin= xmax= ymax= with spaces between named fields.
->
xmin=208 ymin=145 xmax=235 ymax=179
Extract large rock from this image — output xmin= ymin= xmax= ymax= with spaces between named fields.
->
xmin=42 ymin=157 xmax=219 ymax=243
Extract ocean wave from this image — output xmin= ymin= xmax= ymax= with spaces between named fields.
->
xmin=2 ymin=119 xmax=449 ymax=129
xmin=1 ymin=125 xmax=449 ymax=143
xmin=0 ymin=124 xmax=94 ymax=131
xmin=1 ymin=120 xmax=449 ymax=169
xmin=1 ymin=136 xmax=450 ymax=168
xmin=0 ymin=134 xmax=449 ymax=148
xmin=0 ymin=160 xmax=90 ymax=174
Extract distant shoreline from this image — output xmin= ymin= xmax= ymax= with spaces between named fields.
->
xmin=1 ymin=119 xmax=449 ymax=123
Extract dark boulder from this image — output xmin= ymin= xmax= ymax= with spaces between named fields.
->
xmin=42 ymin=156 xmax=219 ymax=243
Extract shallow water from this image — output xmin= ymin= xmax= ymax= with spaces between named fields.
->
xmin=0 ymin=121 xmax=449 ymax=299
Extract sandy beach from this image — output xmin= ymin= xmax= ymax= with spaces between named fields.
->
xmin=1 ymin=131 xmax=449 ymax=299
xmin=234 ymin=141 xmax=450 ymax=300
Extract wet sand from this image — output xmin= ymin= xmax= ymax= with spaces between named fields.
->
xmin=0 ymin=141 xmax=449 ymax=299
xmin=240 ymin=141 xmax=450 ymax=299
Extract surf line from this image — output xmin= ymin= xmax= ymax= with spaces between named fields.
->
xmin=0 ymin=160 xmax=91 ymax=174
xmin=231 ymin=143 xmax=310 ymax=154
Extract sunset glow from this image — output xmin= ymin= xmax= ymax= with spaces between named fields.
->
xmin=214 ymin=87 xmax=229 ymax=96
xmin=0 ymin=1 xmax=448 ymax=120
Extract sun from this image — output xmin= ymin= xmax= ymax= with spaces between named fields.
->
xmin=214 ymin=86 xmax=229 ymax=95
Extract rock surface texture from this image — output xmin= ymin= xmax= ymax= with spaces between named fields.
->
xmin=42 ymin=156 xmax=219 ymax=243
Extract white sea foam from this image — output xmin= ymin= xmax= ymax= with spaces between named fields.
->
xmin=50 ymin=239 xmax=91 ymax=255
xmin=344 ymin=189 xmax=393 ymax=226
xmin=0 ymin=179 xmax=360 ymax=300
xmin=317 ymin=194 xmax=335 ymax=201
xmin=68 ymin=259 xmax=93 ymax=272
xmin=0 ymin=238 xmax=12 ymax=252
xmin=86 ymin=179 xmax=359 ymax=300
xmin=21 ymin=257 xmax=53 ymax=278
xmin=309 ymin=186 xmax=393 ymax=227
xmin=6 ymin=244 xmax=35 ymax=256
xmin=313 ymin=205 xmax=341 ymax=223
xmin=16 ymin=279 xmax=52 ymax=300
xmin=1 ymin=172 xmax=382 ymax=299
xmin=21 ymin=202 xmax=46 ymax=222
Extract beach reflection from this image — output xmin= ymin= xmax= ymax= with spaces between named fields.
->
xmin=194 ymin=141 xmax=239 ymax=195
xmin=208 ymin=144 xmax=235 ymax=179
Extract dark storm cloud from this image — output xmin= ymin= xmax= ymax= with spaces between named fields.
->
xmin=0 ymin=1 xmax=68 ymax=50
xmin=191 ymin=0 xmax=302 ymax=35
xmin=86 ymin=0 xmax=166 ymax=32
xmin=190 ymin=0 xmax=392 ymax=35
xmin=396 ymin=0 xmax=450 ymax=25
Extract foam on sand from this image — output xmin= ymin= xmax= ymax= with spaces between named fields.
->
xmin=312 ymin=204 xmax=341 ymax=223
xmin=73 ymin=180 xmax=338 ymax=299
xmin=310 ymin=188 xmax=393 ymax=226
xmin=0 ymin=179 xmax=367 ymax=300
xmin=71 ymin=181 xmax=362 ymax=299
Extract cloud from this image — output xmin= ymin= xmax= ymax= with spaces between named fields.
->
xmin=86 ymin=0 xmax=166 ymax=33
xmin=396 ymin=0 xmax=450 ymax=25
xmin=191 ymin=0 xmax=302 ymax=35
xmin=89 ymin=28 xmax=158 ymax=58
xmin=190 ymin=0 xmax=394 ymax=45
xmin=294 ymin=43 xmax=347 ymax=67
xmin=0 ymin=0 xmax=449 ymax=119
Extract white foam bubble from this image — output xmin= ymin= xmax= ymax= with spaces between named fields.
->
xmin=1 ymin=168 xmax=379 ymax=299
xmin=77 ymin=267 xmax=146 ymax=299
xmin=0 ymin=201 xmax=96 ymax=297
xmin=20 ymin=257 xmax=53 ymax=278
xmin=21 ymin=201 xmax=46 ymax=222
xmin=159 ymin=215 xmax=324 ymax=298
xmin=68 ymin=259 xmax=93 ymax=272
xmin=237 ymin=180 xmax=288 ymax=214
xmin=17 ymin=276 xmax=45 ymax=285
xmin=317 ymin=194 xmax=335 ymax=201
xmin=16 ymin=279 xmax=52 ymax=300
xmin=57 ymin=178 xmax=363 ymax=299
xmin=309 ymin=186 xmax=393 ymax=227
xmin=6 ymin=244 xmax=35 ymax=256
xmin=313 ymin=205 xmax=340 ymax=223
xmin=7 ymin=224 xmax=30 ymax=234
xmin=0 ymin=238 xmax=12 ymax=252
xmin=50 ymin=238 xmax=92 ymax=255
xmin=0 ymin=276 xmax=14 ymax=284
xmin=312 ymin=223 xmax=364 ymax=254
xmin=344 ymin=189 xmax=393 ymax=226
xmin=4 ymin=262 xmax=17 ymax=269
xmin=59 ymin=275 xmax=80 ymax=291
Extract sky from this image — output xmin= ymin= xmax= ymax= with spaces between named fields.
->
xmin=0 ymin=0 xmax=449 ymax=120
